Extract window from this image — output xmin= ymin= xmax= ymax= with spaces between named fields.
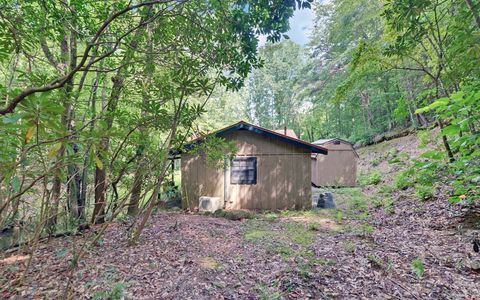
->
xmin=231 ymin=157 xmax=257 ymax=184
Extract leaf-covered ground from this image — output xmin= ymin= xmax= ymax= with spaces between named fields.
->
xmin=1 ymin=132 xmax=479 ymax=299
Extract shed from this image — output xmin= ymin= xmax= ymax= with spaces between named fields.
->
xmin=311 ymin=138 xmax=358 ymax=187
xmin=179 ymin=121 xmax=327 ymax=210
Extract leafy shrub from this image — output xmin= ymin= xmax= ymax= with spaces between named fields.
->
xmin=378 ymin=184 xmax=394 ymax=195
xmin=415 ymin=87 xmax=480 ymax=205
xmin=394 ymin=171 xmax=414 ymax=190
xmin=308 ymin=222 xmax=321 ymax=231
xmin=360 ymin=171 xmax=382 ymax=186
xmin=264 ymin=213 xmax=279 ymax=222
xmin=371 ymin=157 xmax=382 ymax=167
xmin=93 ymin=283 xmax=126 ymax=300
xmin=388 ymin=157 xmax=402 ymax=164
xmin=411 ymin=258 xmax=425 ymax=278
xmin=415 ymin=185 xmax=434 ymax=201
xmin=367 ymin=254 xmax=384 ymax=269
xmin=360 ymin=223 xmax=375 ymax=234
xmin=387 ymin=148 xmax=398 ymax=158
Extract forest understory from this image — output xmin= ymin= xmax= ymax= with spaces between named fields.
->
xmin=1 ymin=132 xmax=479 ymax=299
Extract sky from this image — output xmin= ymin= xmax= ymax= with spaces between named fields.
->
xmin=258 ymin=6 xmax=315 ymax=47
xmin=286 ymin=7 xmax=315 ymax=46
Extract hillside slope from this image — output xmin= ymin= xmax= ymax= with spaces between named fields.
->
xmin=1 ymin=131 xmax=479 ymax=299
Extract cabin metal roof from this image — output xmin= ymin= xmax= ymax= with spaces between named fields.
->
xmin=177 ymin=121 xmax=328 ymax=155
xmin=313 ymin=138 xmax=353 ymax=146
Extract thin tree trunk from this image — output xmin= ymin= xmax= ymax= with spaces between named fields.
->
xmin=128 ymin=22 xmax=154 ymax=216
xmin=128 ymin=167 xmax=144 ymax=216
xmin=92 ymin=15 xmax=148 ymax=224
xmin=130 ymin=117 xmax=180 ymax=245
xmin=437 ymin=119 xmax=455 ymax=162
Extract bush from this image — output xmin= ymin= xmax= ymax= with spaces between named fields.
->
xmin=411 ymin=258 xmax=425 ymax=278
xmin=371 ymin=157 xmax=382 ymax=167
xmin=388 ymin=157 xmax=402 ymax=164
xmin=360 ymin=171 xmax=382 ymax=186
xmin=394 ymin=171 xmax=414 ymax=190
xmin=367 ymin=254 xmax=384 ymax=269
xmin=308 ymin=222 xmax=321 ymax=231
xmin=378 ymin=184 xmax=394 ymax=195
xmin=415 ymin=185 xmax=434 ymax=201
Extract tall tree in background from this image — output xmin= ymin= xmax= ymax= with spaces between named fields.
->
xmin=246 ymin=40 xmax=307 ymax=134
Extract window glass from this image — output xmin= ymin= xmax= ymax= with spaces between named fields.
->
xmin=231 ymin=157 xmax=257 ymax=184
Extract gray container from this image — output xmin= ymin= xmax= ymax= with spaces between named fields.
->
xmin=316 ymin=192 xmax=335 ymax=209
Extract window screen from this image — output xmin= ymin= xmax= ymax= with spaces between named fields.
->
xmin=231 ymin=157 xmax=257 ymax=184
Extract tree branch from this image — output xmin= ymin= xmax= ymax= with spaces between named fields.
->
xmin=0 ymin=0 xmax=181 ymax=115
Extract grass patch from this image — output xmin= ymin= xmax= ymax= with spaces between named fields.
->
xmin=267 ymin=242 xmax=294 ymax=258
xmin=212 ymin=209 xmax=255 ymax=220
xmin=378 ymin=184 xmax=395 ymax=195
xmin=367 ymin=254 xmax=384 ymax=269
xmin=198 ymin=257 xmax=222 ymax=269
xmin=282 ymin=222 xmax=316 ymax=246
xmin=264 ymin=213 xmax=279 ymax=222
xmin=257 ymin=284 xmax=282 ymax=300
xmin=359 ymin=170 xmax=382 ymax=186
xmin=342 ymin=240 xmax=356 ymax=253
xmin=371 ymin=157 xmax=382 ymax=167
xmin=388 ymin=157 xmax=403 ymax=164
xmin=245 ymin=230 xmax=273 ymax=241
xmin=92 ymin=283 xmax=127 ymax=300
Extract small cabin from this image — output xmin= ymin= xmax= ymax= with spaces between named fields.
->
xmin=179 ymin=121 xmax=327 ymax=210
xmin=311 ymin=138 xmax=358 ymax=187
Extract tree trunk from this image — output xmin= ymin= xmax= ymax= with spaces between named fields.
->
xmin=437 ymin=120 xmax=455 ymax=162
xmin=92 ymin=16 xmax=148 ymax=224
xmin=128 ymin=166 xmax=144 ymax=216
xmin=128 ymin=23 xmax=154 ymax=216
xmin=360 ymin=91 xmax=373 ymax=128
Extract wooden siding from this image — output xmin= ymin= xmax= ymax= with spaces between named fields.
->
xmin=181 ymin=130 xmax=311 ymax=210
xmin=311 ymin=141 xmax=357 ymax=187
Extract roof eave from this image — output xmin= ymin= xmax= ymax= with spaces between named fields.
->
xmin=177 ymin=121 xmax=328 ymax=155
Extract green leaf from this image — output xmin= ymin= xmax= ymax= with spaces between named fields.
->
xmin=415 ymin=98 xmax=449 ymax=114
xmin=47 ymin=143 xmax=62 ymax=159
xmin=441 ymin=125 xmax=461 ymax=136
xmin=2 ymin=113 xmax=23 ymax=124
xmin=419 ymin=150 xmax=444 ymax=160
xmin=11 ymin=176 xmax=21 ymax=193
xmin=94 ymin=156 xmax=104 ymax=170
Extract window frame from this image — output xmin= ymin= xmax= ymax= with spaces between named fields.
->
xmin=230 ymin=156 xmax=257 ymax=185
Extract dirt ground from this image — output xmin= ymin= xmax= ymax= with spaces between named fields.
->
xmin=1 ymin=132 xmax=479 ymax=299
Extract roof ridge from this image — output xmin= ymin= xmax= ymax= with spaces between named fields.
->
xmin=179 ymin=121 xmax=328 ymax=155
